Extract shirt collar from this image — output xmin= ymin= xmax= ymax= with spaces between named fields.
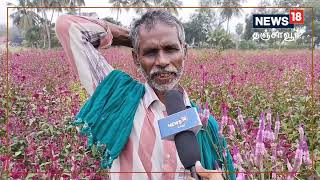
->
xmin=143 ymin=82 xmax=191 ymax=109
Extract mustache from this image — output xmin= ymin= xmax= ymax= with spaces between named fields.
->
xmin=150 ymin=66 xmax=179 ymax=78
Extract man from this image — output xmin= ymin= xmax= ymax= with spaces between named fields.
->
xmin=56 ymin=10 xmax=235 ymax=180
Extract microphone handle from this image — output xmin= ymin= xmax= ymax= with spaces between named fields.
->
xmin=190 ymin=166 xmax=202 ymax=180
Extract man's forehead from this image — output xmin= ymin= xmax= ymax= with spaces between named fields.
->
xmin=138 ymin=22 xmax=178 ymax=37
xmin=137 ymin=22 xmax=180 ymax=46
xmin=140 ymin=21 xmax=176 ymax=32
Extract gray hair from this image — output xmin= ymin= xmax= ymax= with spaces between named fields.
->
xmin=129 ymin=10 xmax=185 ymax=52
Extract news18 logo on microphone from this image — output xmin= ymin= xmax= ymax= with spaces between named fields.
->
xmin=253 ymin=9 xmax=304 ymax=28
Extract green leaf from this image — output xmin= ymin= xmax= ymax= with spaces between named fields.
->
xmin=14 ymin=151 xmax=22 ymax=156
xmin=25 ymin=173 xmax=37 ymax=179
xmin=49 ymin=125 xmax=53 ymax=134
xmin=91 ymin=145 xmax=99 ymax=158
xmin=0 ymin=129 xmax=6 ymax=136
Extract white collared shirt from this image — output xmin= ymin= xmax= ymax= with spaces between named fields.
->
xmin=110 ymin=82 xmax=191 ymax=180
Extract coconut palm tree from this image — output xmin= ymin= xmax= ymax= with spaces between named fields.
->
xmin=128 ymin=0 xmax=183 ymax=15
xmin=220 ymin=0 xmax=242 ymax=34
xmin=31 ymin=0 xmax=53 ymax=48
xmin=9 ymin=0 xmax=85 ymax=49
xmin=8 ymin=0 xmax=41 ymax=32
xmin=63 ymin=0 xmax=86 ymax=14
xmin=130 ymin=0 xmax=153 ymax=14
xmin=31 ymin=0 xmax=85 ymax=49
xmin=156 ymin=0 xmax=182 ymax=16
xmin=109 ymin=0 xmax=130 ymax=21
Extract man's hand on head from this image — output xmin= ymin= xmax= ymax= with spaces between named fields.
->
xmin=104 ymin=21 xmax=132 ymax=48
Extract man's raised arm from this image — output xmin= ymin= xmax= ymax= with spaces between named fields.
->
xmin=55 ymin=14 xmax=131 ymax=95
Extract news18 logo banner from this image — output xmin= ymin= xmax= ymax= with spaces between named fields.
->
xmin=253 ymin=9 xmax=304 ymax=28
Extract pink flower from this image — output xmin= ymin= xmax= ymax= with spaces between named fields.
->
xmin=237 ymin=108 xmax=245 ymax=128
xmin=232 ymin=145 xmax=243 ymax=166
xmin=199 ymin=102 xmax=210 ymax=127
xmin=298 ymin=125 xmax=304 ymax=140
xmin=257 ymin=113 xmax=265 ymax=142
xmin=303 ymin=149 xmax=312 ymax=166
xmin=287 ymin=158 xmax=293 ymax=172
xmin=293 ymin=146 xmax=303 ymax=170
xmin=255 ymin=113 xmax=266 ymax=166
xmin=274 ymin=114 xmax=280 ymax=140
xmin=231 ymin=74 xmax=236 ymax=81
xmin=237 ymin=108 xmax=246 ymax=136
xmin=220 ymin=102 xmax=229 ymax=134
xmin=236 ymin=171 xmax=246 ymax=180
xmin=236 ymin=164 xmax=246 ymax=179
xmin=228 ymin=124 xmax=235 ymax=136
xmin=264 ymin=109 xmax=275 ymax=142
xmin=271 ymin=143 xmax=277 ymax=163
xmin=228 ymin=118 xmax=235 ymax=137
xmin=254 ymin=141 xmax=265 ymax=166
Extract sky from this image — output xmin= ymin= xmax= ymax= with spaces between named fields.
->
xmin=1 ymin=0 xmax=258 ymax=34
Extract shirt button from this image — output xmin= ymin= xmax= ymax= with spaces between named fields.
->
xmin=167 ymin=154 xmax=171 ymax=159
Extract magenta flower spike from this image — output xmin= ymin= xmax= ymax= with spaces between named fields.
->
xmin=264 ymin=109 xmax=275 ymax=142
xmin=220 ymin=102 xmax=229 ymax=134
xmin=227 ymin=117 xmax=236 ymax=138
xmin=237 ymin=107 xmax=245 ymax=129
xmin=286 ymin=158 xmax=293 ymax=176
xmin=236 ymin=167 xmax=246 ymax=180
xmin=232 ymin=145 xmax=244 ymax=166
xmin=298 ymin=125 xmax=304 ymax=141
xmin=286 ymin=140 xmax=303 ymax=180
xmin=303 ymin=147 xmax=312 ymax=166
xmin=271 ymin=144 xmax=277 ymax=163
xmin=258 ymin=112 xmax=265 ymax=142
xmin=254 ymin=113 xmax=266 ymax=166
xmin=298 ymin=126 xmax=312 ymax=167
xmin=274 ymin=113 xmax=280 ymax=140
xmin=199 ymin=101 xmax=210 ymax=127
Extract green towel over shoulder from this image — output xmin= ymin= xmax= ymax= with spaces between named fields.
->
xmin=72 ymin=70 xmax=235 ymax=180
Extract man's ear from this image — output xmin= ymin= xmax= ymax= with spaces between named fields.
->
xmin=132 ymin=50 xmax=140 ymax=67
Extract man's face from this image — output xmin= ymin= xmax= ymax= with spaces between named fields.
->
xmin=132 ymin=22 xmax=187 ymax=92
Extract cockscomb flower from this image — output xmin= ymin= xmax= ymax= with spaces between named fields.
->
xmin=254 ymin=141 xmax=265 ymax=166
xmin=274 ymin=114 xmax=280 ymax=140
xmin=220 ymin=102 xmax=229 ymax=135
xmin=264 ymin=109 xmax=275 ymax=142
xmin=257 ymin=112 xmax=265 ymax=141
xmin=236 ymin=166 xmax=246 ymax=180
xmin=286 ymin=158 xmax=295 ymax=180
xmin=298 ymin=125 xmax=304 ymax=141
xmin=292 ymin=141 xmax=303 ymax=172
xmin=221 ymin=103 xmax=228 ymax=125
xmin=286 ymin=127 xmax=306 ymax=179
xmin=199 ymin=64 xmax=208 ymax=96
xmin=228 ymin=117 xmax=235 ymax=138
xmin=271 ymin=143 xmax=277 ymax=163
xmin=287 ymin=158 xmax=293 ymax=172
xmin=237 ymin=108 xmax=246 ymax=135
xmin=255 ymin=113 xmax=266 ymax=166
xmin=302 ymin=147 xmax=312 ymax=166
xmin=232 ymin=145 xmax=243 ymax=167
xmin=298 ymin=126 xmax=312 ymax=166
xmin=199 ymin=102 xmax=210 ymax=127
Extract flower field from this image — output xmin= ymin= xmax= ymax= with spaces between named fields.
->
xmin=0 ymin=48 xmax=319 ymax=179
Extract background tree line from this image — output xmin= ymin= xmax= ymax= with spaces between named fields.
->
xmin=4 ymin=0 xmax=320 ymax=50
